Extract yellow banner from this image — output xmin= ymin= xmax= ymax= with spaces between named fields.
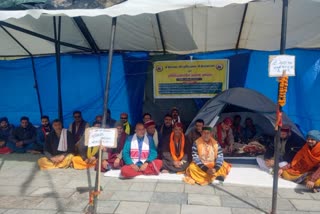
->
xmin=153 ymin=59 xmax=229 ymax=98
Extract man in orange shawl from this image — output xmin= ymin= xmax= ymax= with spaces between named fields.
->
xmin=161 ymin=122 xmax=189 ymax=173
xmin=184 ymin=126 xmax=231 ymax=186
xmin=279 ymin=130 xmax=320 ymax=192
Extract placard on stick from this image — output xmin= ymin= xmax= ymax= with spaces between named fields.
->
xmin=84 ymin=127 xmax=117 ymax=148
xmin=268 ymin=55 xmax=295 ymax=77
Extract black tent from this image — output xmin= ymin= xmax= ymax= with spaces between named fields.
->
xmin=186 ymin=87 xmax=304 ymax=141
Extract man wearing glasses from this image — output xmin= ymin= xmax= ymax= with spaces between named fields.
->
xmin=120 ymin=112 xmax=134 ymax=135
xmin=68 ymin=111 xmax=89 ymax=153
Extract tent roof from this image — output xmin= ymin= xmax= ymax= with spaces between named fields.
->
xmin=0 ymin=0 xmax=319 ymax=56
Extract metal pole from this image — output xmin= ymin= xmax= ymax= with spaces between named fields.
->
xmin=271 ymin=0 xmax=288 ymax=213
xmin=53 ymin=16 xmax=63 ymax=124
xmin=101 ymin=17 xmax=117 ymax=128
xmin=93 ymin=17 xmax=117 ymax=214
xmin=31 ymin=56 xmax=43 ymax=117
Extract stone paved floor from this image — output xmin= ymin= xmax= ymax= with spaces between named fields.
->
xmin=1 ymin=154 xmax=320 ymax=214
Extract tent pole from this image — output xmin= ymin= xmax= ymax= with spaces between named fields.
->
xmin=0 ymin=21 xmax=91 ymax=52
xmin=0 ymin=25 xmax=43 ymax=117
xmin=271 ymin=0 xmax=288 ymax=213
xmin=53 ymin=16 xmax=63 ymax=123
xmin=156 ymin=14 xmax=166 ymax=55
xmin=93 ymin=17 xmax=117 ymax=214
xmin=235 ymin=4 xmax=248 ymax=50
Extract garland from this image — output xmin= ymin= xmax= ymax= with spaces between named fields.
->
xmin=278 ymin=76 xmax=288 ymax=107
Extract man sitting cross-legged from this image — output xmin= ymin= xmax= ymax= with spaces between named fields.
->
xmin=71 ymin=121 xmax=101 ymax=170
xmin=184 ymin=126 xmax=231 ymax=186
xmin=161 ymin=122 xmax=189 ymax=173
xmin=279 ymin=130 xmax=320 ymax=192
xmin=38 ymin=119 xmax=75 ymax=170
xmin=120 ymin=123 xmax=162 ymax=178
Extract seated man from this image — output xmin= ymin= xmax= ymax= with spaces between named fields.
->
xmin=142 ymin=112 xmax=152 ymax=123
xmin=68 ymin=110 xmax=90 ymax=151
xmin=279 ymin=130 xmax=320 ymax=192
xmin=144 ymin=120 xmax=159 ymax=149
xmin=186 ymin=119 xmax=204 ymax=162
xmin=212 ymin=117 xmax=235 ymax=155
xmin=184 ymin=126 xmax=231 ymax=185
xmin=120 ymin=123 xmax=162 ymax=178
xmin=106 ymin=109 xmax=116 ymax=128
xmin=0 ymin=117 xmax=14 ymax=154
xmin=120 ymin=112 xmax=134 ymax=135
xmin=158 ymin=114 xmax=173 ymax=154
xmin=38 ymin=119 xmax=75 ymax=170
xmin=72 ymin=121 xmax=101 ymax=170
xmin=232 ymin=115 xmax=243 ymax=143
xmin=184 ymin=126 xmax=231 ymax=186
xmin=99 ymin=121 xmax=127 ymax=171
xmin=36 ymin=115 xmax=52 ymax=153
xmin=8 ymin=116 xmax=38 ymax=153
xmin=161 ymin=122 xmax=189 ymax=173
xmin=257 ymin=125 xmax=304 ymax=172
xmin=242 ymin=117 xmax=262 ymax=143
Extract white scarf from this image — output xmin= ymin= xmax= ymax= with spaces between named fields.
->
xmin=130 ymin=134 xmax=149 ymax=164
xmin=57 ymin=128 xmax=68 ymax=152
xmin=153 ymin=129 xmax=159 ymax=148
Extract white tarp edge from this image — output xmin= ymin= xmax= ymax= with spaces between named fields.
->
xmin=0 ymin=0 xmax=254 ymax=21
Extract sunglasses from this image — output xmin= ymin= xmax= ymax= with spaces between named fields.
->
xmin=121 ymin=117 xmax=128 ymax=119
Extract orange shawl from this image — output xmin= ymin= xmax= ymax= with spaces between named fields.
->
xmin=287 ymin=142 xmax=320 ymax=175
xmin=196 ymin=137 xmax=218 ymax=169
xmin=169 ymin=132 xmax=185 ymax=161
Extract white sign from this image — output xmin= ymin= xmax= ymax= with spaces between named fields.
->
xmin=268 ymin=55 xmax=295 ymax=77
xmin=85 ymin=127 xmax=117 ymax=148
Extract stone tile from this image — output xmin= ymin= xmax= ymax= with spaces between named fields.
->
xmin=104 ymin=181 xmax=133 ymax=191
xmin=255 ymin=198 xmax=295 ymax=211
xmin=277 ymin=211 xmax=314 ymax=214
xmin=245 ymin=187 xmax=274 ymax=198
xmin=111 ymin=191 xmax=153 ymax=202
xmin=278 ymin=188 xmax=313 ymax=199
xmin=130 ymin=183 xmax=156 ymax=192
xmin=29 ymin=187 xmax=75 ymax=198
xmin=4 ymin=210 xmax=57 ymax=214
xmin=184 ymin=184 xmax=215 ymax=194
xmin=188 ymin=194 xmax=221 ymax=206
xmin=97 ymin=200 xmax=120 ymax=213
xmin=290 ymin=199 xmax=320 ymax=212
xmin=214 ymin=186 xmax=248 ymax=197
xmin=151 ymin=192 xmax=187 ymax=204
xmin=0 ymin=196 xmax=44 ymax=209
xmin=181 ymin=204 xmax=232 ymax=214
xmin=310 ymin=192 xmax=320 ymax=200
xmin=0 ymin=185 xmax=38 ymax=196
xmin=146 ymin=203 xmax=180 ymax=214
xmin=114 ymin=201 xmax=149 ymax=214
xmin=34 ymin=198 xmax=69 ymax=211
xmin=155 ymin=183 xmax=184 ymax=193
xmin=231 ymin=208 xmax=268 ymax=214
xmin=221 ymin=195 xmax=258 ymax=209
xmin=0 ymin=209 xmax=6 ymax=214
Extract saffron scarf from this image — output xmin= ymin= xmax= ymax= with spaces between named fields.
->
xmin=87 ymin=146 xmax=99 ymax=159
xmin=169 ymin=132 xmax=185 ymax=161
xmin=130 ymin=134 xmax=150 ymax=164
xmin=123 ymin=122 xmax=130 ymax=135
xmin=196 ymin=137 xmax=218 ymax=169
xmin=287 ymin=142 xmax=320 ymax=175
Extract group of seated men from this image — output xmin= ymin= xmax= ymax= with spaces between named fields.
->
xmin=1 ymin=108 xmax=320 ymax=190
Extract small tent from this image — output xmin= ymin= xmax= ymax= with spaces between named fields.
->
xmin=186 ymin=87 xmax=304 ymax=140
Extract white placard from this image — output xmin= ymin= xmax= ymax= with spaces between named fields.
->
xmin=268 ymin=55 xmax=295 ymax=77
xmin=84 ymin=127 xmax=117 ymax=148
